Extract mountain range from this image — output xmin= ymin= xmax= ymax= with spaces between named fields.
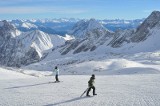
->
xmin=0 ymin=21 xmax=69 ymax=67
xmin=7 ymin=18 xmax=144 ymax=36
xmin=0 ymin=11 xmax=160 ymax=69
xmin=51 ymin=11 xmax=160 ymax=55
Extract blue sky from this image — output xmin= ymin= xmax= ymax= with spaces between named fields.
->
xmin=0 ymin=0 xmax=160 ymax=20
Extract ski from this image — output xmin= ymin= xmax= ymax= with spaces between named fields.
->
xmin=86 ymin=94 xmax=97 ymax=97
xmin=54 ymin=81 xmax=61 ymax=83
xmin=49 ymin=81 xmax=62 ymax=83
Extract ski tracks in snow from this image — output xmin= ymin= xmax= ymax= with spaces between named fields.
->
xmin=0 ymin=74 xmax=160 ymax=106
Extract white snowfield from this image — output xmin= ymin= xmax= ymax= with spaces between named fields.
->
xmin=0 ymin=67 xmax=160 ymax=106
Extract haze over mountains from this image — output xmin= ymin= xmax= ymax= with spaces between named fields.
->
xmin=7 ymin=18 xmax=144 ymax=36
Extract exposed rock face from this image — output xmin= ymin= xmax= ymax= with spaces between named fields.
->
xmin=1 ymin=11 xmax=160 ymax=67
xmin=61 ymin=19 xmax=114 ymax=54
xmin=69 ymin=19 xmax=112 ymax=39
xmin=0 ymin=21 xmax=54 ymax=67
xmin=109 ymin=11 xmax=160 ymax=47
xmin=131 ymin=11 xmax=160 ymax=42
xmin=108 ymin=29 xmax=134 ymax=48
xmin=57 ymin=11 xmax=160 ymax=55
xmin=0 ymin=20 xmax=21 ymax=67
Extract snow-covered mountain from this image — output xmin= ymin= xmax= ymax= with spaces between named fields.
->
xmin=23 ymin=11 xmax=160 ymax=73
xmin=107 ymin=11 xmax=160 ymax=53
xmin=0 ymin=11 xmax=159 ymax=69
xmin=68 ymin=19 xmax=112 ymax=39
xmin=10 ymin=19 xmax=79 ymax=36
xmin=131 ymin=11 xmax=160 ymax=42
xmin=126 ymin=11 xmax=160 ymax=53
xmin=62 ymin=11 xmax=160 ymax=54
xmin=59 ymin=19 xmax=113 ymax=55
xmin=0 ymin=20 xmax=67 ymax=67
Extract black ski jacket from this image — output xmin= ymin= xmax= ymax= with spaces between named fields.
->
xmin=88 ymin=77 xmax=95 ymax=87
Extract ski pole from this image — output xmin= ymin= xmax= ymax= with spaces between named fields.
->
xmin=80 ymin=88 xmax=88 ymax=97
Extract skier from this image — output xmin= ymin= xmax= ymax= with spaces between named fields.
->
xmin=53 ymin=66 xmax=60 ymax=82
xmin=86 ymin=74 xmax=97 ymax=96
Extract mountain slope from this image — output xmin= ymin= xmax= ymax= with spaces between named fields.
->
xmin=1 ymin=68 xmax=160 ymax=106
xmin=116 ymin=11 xmax=160 ymax=53
xmin=18 ymin=30 xmax=53 ymax=58
xmin=59 ymin=19 xmax=114 ymax=55
xmin=0 ymin=20 xmax=67 ymax=67
xmin=0 ymin=11 xmax=160 ymax=68
xmin=131 ymin=11 xmax=160 ymax=42
xmin=68 ymin=19 xmax=112 ymax=39
xmin=60 ymin=11 xmax=160 ymax=54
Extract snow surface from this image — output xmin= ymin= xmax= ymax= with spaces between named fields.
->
xmin=63 ymin=34 xmax=75 ymax=41
xmin=21 ymin=22 xmax=37 ymax=29
xmin=0 ymin=67 xmax=160 ymax=106
xmin=0 ymin=67 xmax=32 ymax=80
xmin=1 ymin=49 xmax=160 ymax=106
xmin=49 ymin=34 xmax=66 ymax=48
xmin=23 ymin=50 xmax=160 ymax=76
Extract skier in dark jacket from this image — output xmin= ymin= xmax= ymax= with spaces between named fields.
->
xmin=86 ymin=74 xmax=97 ymax=96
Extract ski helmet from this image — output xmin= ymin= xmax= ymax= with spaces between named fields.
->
xmin=92 ymin=74 xmax=95 ymax=78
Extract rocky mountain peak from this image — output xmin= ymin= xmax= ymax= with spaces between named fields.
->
xmin=0 ymin=20 xmax=19 ymax=39
xmin=69 ymin=18 xmax=111 ymax=39
xmin=58 ymin=11 xmax=160 ymax=55
xmin=0 ymin=20 xmax=15 ymax=31
xmin=144 ymin=11 xmax=160 ymax=28
xmin=87 ymin=18 xmax=103 ymax=30
xmin=131 ymin=11 xmax=160 ymax=42
xmin=149 ymin=11 xmax=160 ymax=19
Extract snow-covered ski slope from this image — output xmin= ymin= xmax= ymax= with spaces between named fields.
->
xmin=23 ymin=51 xmax=160 ymax=76
xmin=0 ymin=67 xmax=160 ymax=106
xmin=1 ymin=51 xmax=160 ymax=106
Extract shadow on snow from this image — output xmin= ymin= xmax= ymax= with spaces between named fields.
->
xmin=44 ymin=96 xmax=93 ymax=106
xmin=4 ymin=82 xmax=55 ymax=89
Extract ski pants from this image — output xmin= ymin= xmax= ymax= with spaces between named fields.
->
xmin=55 ymin=75 xmax=59 ymax=81
xmin=86 ymin=86 xmax=96 ymax=95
